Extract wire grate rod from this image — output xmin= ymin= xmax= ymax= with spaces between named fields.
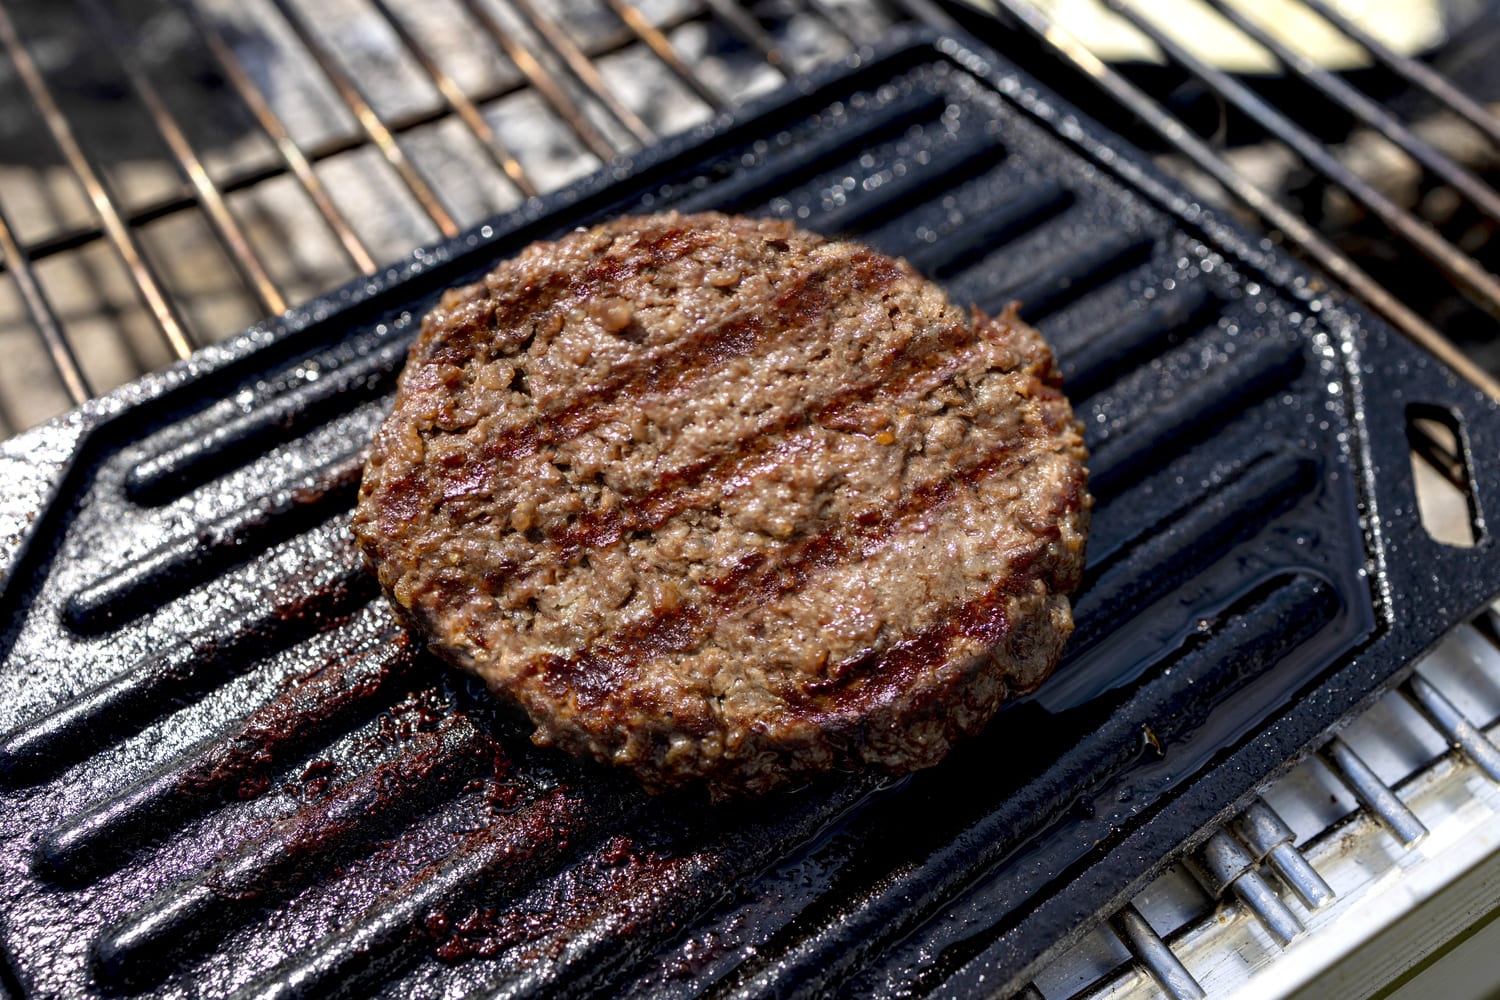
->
xmin=0 ymin=1 xmax=195 ymax=358
xmin=981 ymin=0 xmax=1500 ymax=401
xmin=80 ymin=0 xmax=287 ymax=317
xmin=264 ymin=0 xmax=462 ymax=238
xmin=364 ymin=0 xmax=540 ymax=198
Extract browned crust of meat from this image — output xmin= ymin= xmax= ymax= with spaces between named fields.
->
xmin=353 ymin=211 xmax=1091 ymax=797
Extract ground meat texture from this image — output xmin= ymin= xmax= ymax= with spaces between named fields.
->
xmin=353 ymin=211 xmax=1091 ymax=798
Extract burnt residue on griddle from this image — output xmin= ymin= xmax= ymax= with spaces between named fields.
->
xmin=91 ymin=709 xmax=501 ymax=988
xmin=288 ymin=759 xmax=338 ymax=802
xmin=424 ymin=833 xmax=684 ymax=963
xmin=30 ymin=615 xmax=422 ymax=882
xmin=174 ymin=627 xmax=420 ymax=800
xmin=216 ymin=725 xmax=484 ymax=895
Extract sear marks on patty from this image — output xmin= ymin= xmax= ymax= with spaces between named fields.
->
xmin=353 ymin=211 xmax=1091 ymax=798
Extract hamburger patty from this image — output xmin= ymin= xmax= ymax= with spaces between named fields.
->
xmin=353 ymin=211 xmax=1091 ymax=796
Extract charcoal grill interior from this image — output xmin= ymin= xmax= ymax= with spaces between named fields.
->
xmin=5 ymin=2 xmax=1500 ymax=1000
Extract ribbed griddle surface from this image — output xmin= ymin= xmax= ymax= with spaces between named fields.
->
xmin=3 ymin=31 xmax=1499 ymax=1000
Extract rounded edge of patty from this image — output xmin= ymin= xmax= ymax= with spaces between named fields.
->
xmin=353 ymin=211 xmax=1090 ymax=797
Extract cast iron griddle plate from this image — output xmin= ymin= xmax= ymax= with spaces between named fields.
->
xmin=2 ymin=30 xmax=1499 ymax=1000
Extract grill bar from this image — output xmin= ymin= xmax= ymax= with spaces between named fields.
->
xmin=1409 ymin=413 xmax=1470 ymax=492
xmin=175 ymin=0 xmax=378 ymax=276
xmin=455 ymin=0 xmax=621 ymax=162
xmin=0 ymin=1 xmax=195 ymax=358
xmin=462 ymin=782 xmax=891 ymax=1000
xmin=80 ymin=0 xmax=288 ymax=317
xmin=365 ymin=0 xmax=540 ymax=198
xmin=700 ymin=0 xmax=789 ymax=74
xmin=1104 ymin=0 xmax=1500 ymax=325
xmin=505 ymin=0 xmax=656 ymax=144
xmin=1110 ymin=904 xmax=1205 ymax=1000
xmin=1056 ymin=282 xmax=1220 ymax=401
xmin=1298 ymin=0 xmax=1500 ymax=149
xmin=1227 ymin=866 xmax=1303 ymax=945
xmin=903 ymin=181 xmax=1075 ymax=277
xmin=264 ymin=0 xmax=461 ymax=238
xmin=1321 ymin=736 xmax=1429 ymax=848
xmin=982 ymin=233 xmax=1156 ymax=320
xmin=1198 ymin=0 xmax=1500 ymax=228
xmin=1190 ymin=829 xmax=1303 ymax=945
xmin=601 ymin=0 xmax=725 ymax=109
xmin=0 ymin=203 xmax=90 ymax=404
xmin=1232 ymin=798 xmax=1336 ymax=911
xmin=891 ymin=0 xmax=959 ymax=34
xmin=819 ymin=129 xmax=1010 ymax=234
xmin=979 ymin=0 xmax=1500 ymax=400
xmin=1404 ymin=671 xmax=1500 ymax=782
xmin=802 ymin=0 xmax=874 ymax=47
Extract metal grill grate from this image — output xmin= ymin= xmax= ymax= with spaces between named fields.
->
xmin=951 ymin=0 xmax=1500 ymax=401
xmin=0 ymin=0 xmax=916 ymax=436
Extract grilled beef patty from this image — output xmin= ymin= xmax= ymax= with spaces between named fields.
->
xmin=353 ymin=212 xmax=1091 ymax=796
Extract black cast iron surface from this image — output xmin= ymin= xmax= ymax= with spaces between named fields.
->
xmin=2 ymin=29 xmax=1499 ymax=1000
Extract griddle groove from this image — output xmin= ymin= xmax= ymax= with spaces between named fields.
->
xmin=64 ymin=467 xmax=364 ymax=634
xmin=123 ymin=336 xmax=410 ymax=506
xmin=902 ymin=180 xmax=1074 ymax=277
xmin=1084 ymin=446 xmax=1307 ymax=570
xmin=227 ymin=784 xmax=646 ymax=1000
xmin=0 ymin=558 xmax=372 ymax=784
xmin=1069 ymin=451 xmax=1315 ymax=652
xmin=34 ymin=615 xmax=416 ymax=881
xmin=814 ymin=130 xmax=1009 ymax=235
xmin=93 ymin=718 xmax=489 ymax=988
xmin=673 ymin=88 xmax=950 ymax=217
xmin=1059 ymin=280 xmax=1223 ymax=399
xmin=982 ymin=231 xmax=1158 ymax=320
xmin=1086 ymin=334 xmax=1305 ymax=497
